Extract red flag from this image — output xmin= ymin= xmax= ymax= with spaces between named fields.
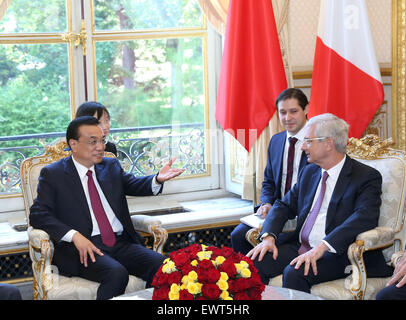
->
xmin=215 ymin=0 xmax=287 ymax=152
xmin=308 ymin=0 xmax=384 ymax=138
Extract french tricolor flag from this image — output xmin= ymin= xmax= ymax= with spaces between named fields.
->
xmin=308 ymin=0 xmax=384 ymax=138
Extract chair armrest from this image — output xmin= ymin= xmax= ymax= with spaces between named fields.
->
xmin=345 ymin=227 xmax=396 ymax=299
xmin=29 ymin=227 xmax=51 ymax=247
xmin=391 ymin=250 xmax=404 ymax=267
xmin=27 ymin=227 xmax=55 ymax=300
xmin=355 ymin=226 xmax=395 ymax=250
xmin=131 ymin=215 xmax=168 ymax=254
xmin=131 ymin=214 xmax=162 ymax=234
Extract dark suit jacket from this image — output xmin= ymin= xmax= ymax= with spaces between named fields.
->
xmin=29 ymin=156 xmax=161 ymax=276
xmin=259 ymin=131 xmax=308 ymax=207
xmin=261 ymin=155 xmax=382 ymax=256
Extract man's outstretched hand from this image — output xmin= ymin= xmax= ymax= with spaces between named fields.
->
xmin=156 ymin=157 xmax=185 ymax=183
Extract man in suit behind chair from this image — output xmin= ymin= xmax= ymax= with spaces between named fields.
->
xmin=231 ymin=88 xmax=309 ymax=255
xmin=29 ymin=116 xmax=184 ymax=300
xmin=247 ymin=113 xmax=392 ymax=293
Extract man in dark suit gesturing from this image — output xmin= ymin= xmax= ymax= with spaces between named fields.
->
xmin=231 ymin=88 xmax=309 ymax=254
xmin=29 ymin=116 xmax=184 ymax=299
xmin=247 ymin=113 xmax=391 ymax=293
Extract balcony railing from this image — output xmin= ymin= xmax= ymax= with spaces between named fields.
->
xmin=0 ymin=123 xmax=205 ymax=195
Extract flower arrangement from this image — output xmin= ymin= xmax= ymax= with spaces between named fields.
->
xmin=152 ymin=244 xmax=265 ymax=300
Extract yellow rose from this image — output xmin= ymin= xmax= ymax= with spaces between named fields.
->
xmin=170 ymin=283 xmax=180 ymax=293
xmin=241 ymin=268 xmax=251 ymax=278
xmin=240 ymin=260 xmax=249 ymax=268
xmin=190 ymin=259 xmax=198 ymax=267
xmin=187 ymin=282 xmax=201 ymax=295
xmin=217 ymin=279 xmax=229 ymax=291
xmin=162 ymin=260 xmax=176 ymax=274
xmin=181 ymin=275 xmax=189 ymax=284
xmin=188 ymin=270 xmax=198 ymax=282
xmin=220 ymin=272 xmax=229 ymax=281
xmin=197 ymin=250 xmax=212 ymax=261
xmin=220 ymin=291 xmax=231 ymax=300
xmin=169 ymin=291 xmax=179 ymax=300
xmin=235 ymin=263 xmax=244 ymax=273
xmin=215 ymin=256 xmax=226 ymax=265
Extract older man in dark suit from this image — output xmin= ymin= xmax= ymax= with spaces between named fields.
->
xmin=29 ymin=116 xmax=184 ymax=299
xmin=247 ymin=113 xmax=392 ymax=293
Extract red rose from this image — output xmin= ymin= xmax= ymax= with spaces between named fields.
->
xmin=198 ymin=259 xmax=214 ymax=270
xmin=233 ymin=291 xmax=250 ymax=300
xmin=152 ymin=286 xmax=169 ymax=300
xmin=179 ymin=289 xmax=194 ymax=300
xmin=220 ymin=246 xmax=235 ymax=258
xmin=228 ymin=279 xmax=245 ymax=293
xmin=186 ymin=244 xmax=202 ymax=256
xmin=238 ymin=278 xmax=251 ymax=291
xmin=167 ymin=271 xmax=182 ymax=285
xmin=206 ymin=268 xmax=220 ymax=283
xmin=170 ymin=252 xmax=189 ymax=267
xmin=218 ymin=259 xmax=237 ymax=277
xmin=202 ymin=283 xmax=221 ymax=300
xmin=246 ymin=287 xmax=263 ymax=300
xmin=156 ymin=272 xmax=169 ymax=287
xmin=180 ymin=263 xmax=194 ymax=275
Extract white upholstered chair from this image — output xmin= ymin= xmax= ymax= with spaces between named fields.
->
xmin=20 ymin=141 xmax=168 ymax=300
xmin=246 ymin=135 xmax=406 ymax=299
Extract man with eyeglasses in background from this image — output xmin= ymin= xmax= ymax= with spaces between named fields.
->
xmin=231 ymin=88 xmax=309 ymax=255
xmin=29 ymin=116 xmax=184 ymax=299
xmin=247 ymin=113 xmax=392 ymax=293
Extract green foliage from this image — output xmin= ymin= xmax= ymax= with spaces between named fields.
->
xmin=0 ymin=0 xmax=205 ymax=179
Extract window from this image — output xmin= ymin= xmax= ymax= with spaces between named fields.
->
xmin=0 ymin=0 xmax=220 ymax=198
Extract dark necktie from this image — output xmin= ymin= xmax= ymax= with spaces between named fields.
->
xmin=86 ymin=170 xmax=116 ymax=247
xmin=284 ymin=137 xmax=298 ymax=195
xmin=298 ymin=171 xmax=329 ymax=255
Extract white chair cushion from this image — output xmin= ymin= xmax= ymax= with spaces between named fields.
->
xmin=269 ymin=275 xmax=390 ymax=300
xmin=47 ymin=275 xmax=145 ymax=300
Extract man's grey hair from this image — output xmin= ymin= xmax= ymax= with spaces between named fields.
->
xmin=306 ymin=113 xmax=349 ymax=153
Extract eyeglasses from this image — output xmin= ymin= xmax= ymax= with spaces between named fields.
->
xmin=78 ymin=137 xmax=107 ymax=147
xmin=303 ymin=137 xmax=328 ymax=146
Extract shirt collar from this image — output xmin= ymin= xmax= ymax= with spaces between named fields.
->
xmin=323 ymin=155 xmax=346 ymax=183
xmin=286 ymin=122 xmax=307 ymax=142
xmin=71 ymin=155 xmax=95 ymax=179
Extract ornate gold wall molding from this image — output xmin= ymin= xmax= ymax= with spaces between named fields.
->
xmin=393 ymin=0 xmax=406 ymax=150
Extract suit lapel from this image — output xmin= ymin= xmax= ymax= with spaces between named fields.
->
xmin=325 ymin=155 xmax=352 ymax=231
xmin=95 ymin=160 xmax=118 ymax=216
xmin=299 ymin=150 xmax=308 ymax=171
xmin=275 ymin=131 xmax=287 ymax=190
xmin=63 ymin=156 xmax=92 ymax=224
xmin=298 ymin=168 xmax=321 ymax=228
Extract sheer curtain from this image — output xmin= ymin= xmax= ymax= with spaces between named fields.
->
xmin=0 ymin=0 xmax=11 ymax=21
xmin=198 ymin=0 xmax=293 ymax=204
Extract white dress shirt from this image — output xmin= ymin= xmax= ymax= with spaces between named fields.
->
xmin=280 ymin=125 xmax=307 ymax=196
xmin=61 ymin=156 xmax=161 ymax=242
xmin=299 ymin=155 xmax=346 ymax=253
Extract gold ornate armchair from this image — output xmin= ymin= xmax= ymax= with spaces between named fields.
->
xmin=246 ymin=135 xmax=406 ymax=300
xmin=20 ymin=141 xmax=168 ymax=300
